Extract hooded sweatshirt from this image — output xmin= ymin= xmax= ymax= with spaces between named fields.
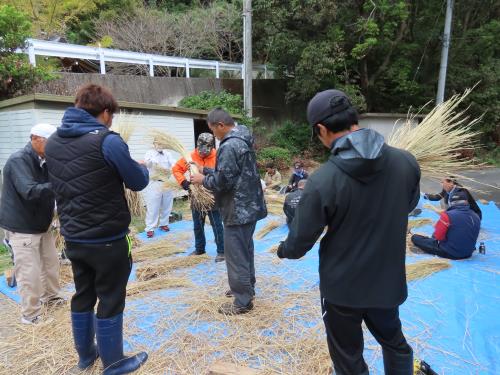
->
xmin=279 ymin=129 xmax=421 ymax=308
xmin=203 ymin=125 xmax=267 ymax=226
xmin=45 ymin=107 xmax=148 ymax=243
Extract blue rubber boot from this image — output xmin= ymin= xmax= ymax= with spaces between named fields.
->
xmin=96 ymin=313 xmax=148 ymax=375
xmin=71 ymin=311 xmax=99 ymax=369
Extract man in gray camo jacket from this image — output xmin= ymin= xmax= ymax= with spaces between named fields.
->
xmin=191 ymin=107 xmax=267 ymax=315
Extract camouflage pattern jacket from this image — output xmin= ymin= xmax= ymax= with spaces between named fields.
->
xmin=203 ymin=125 xmax=267 ymax=226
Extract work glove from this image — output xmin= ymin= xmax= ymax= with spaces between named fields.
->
xmin=181 ymin=180 xmax=190 ymax=190
xmin=277 ymin=241 xmax=286 ymax=259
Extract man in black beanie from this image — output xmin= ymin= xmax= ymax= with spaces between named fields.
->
xmin=277 ymin=89 xmax=421 ymax=374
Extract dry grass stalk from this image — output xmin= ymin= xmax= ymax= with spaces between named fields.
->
xmin=136 ymin=254 xmax=210 ymax=281
xmin=125 ymin=189 xmax=146 ymax=218
xmin=387 ymin=88 xmax=482 ymax=180
xmin=149 ymin=129 xmax=215 ymax=212
xmin=267 ymin=244 xmax=280 ymax=253
xmin=133 ymin=233 xmax=192 ymax=262
xmin=406 ymin=258 xmax=451 ymax=281
xmin=111 ymin=112 xmax=138 ymax=143
xmin=264 ymin=194 xmax=286 ymax=216
xmin=110 ymin=114 xmax=147 ymax=218
xmin=255 ymin=220 xmax=282 ymax=240
xmin=0 ymin=259 xmax=385 ymax=374
xmin=59 ymin=264 xmax=74 ymax=285
xmin=408 ymin=218 xmax=433 ymax=230
xmin=127 ymin=276 xmax=193 ymax=296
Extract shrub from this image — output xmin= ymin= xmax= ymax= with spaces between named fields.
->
xmin=256 ymin=146 xmax=292 ymax=170
xmin=179 ymin=90 xmax=257 ymax=128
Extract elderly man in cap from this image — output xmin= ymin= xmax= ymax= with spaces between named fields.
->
xmin=412 ymin=190 xmax=481 ymax=260
xmin=0 ymin=124 xmax=63 ymax=324
xmin=277 ymin=89 xmax=421 ymax=374
xmin=172 ymin=132 xmax=225 ymax=262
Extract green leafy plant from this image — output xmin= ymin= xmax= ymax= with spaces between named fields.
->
xmin=256 ymin=146 xmax=292 ymax=170
xmin=179 ymin=90 xmax=257 ymax=128
xmin=0 ymin=5 xmax=53 ymax=99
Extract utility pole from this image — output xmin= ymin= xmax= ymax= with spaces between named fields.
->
xmin=243 ymin=0 xmax=253 ymax=118
xmin=436 ymin=0 xmax=454 ymax=104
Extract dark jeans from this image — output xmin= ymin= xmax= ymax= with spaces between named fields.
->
xmin=224 ymin=221 xmax=256 ymax=307
xmin=322 ymin=300 xmax=413 ymax=375
xmin=65 ymin=237 xmax=132 ymax=319
xmin=411 ymin=234 xmax=470 ymax=260
xmin=192 ymin=209 xmax=224 ymax=254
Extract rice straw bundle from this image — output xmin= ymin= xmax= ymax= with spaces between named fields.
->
xmin=149 ymin=129 xmax=215 ymax=212
xmin=407 ymin=218 xmax=433 ymax=230
xmin=132 ymin=233 xmax=192 ymax=262
xmin=255 ymin=220 xmax=282 ymax=240
xmin=136 ymin=254 xmax=210 ymax=281
xmin=125 ymin=189 xmax=146 ymax=218
xmin=387 ymin=88 xmax=481 ymax=180
xmin=110 ymin=113 xmax=148 ymax=217
xmin=111 ymin=112 xmax=139 ymax=143
xmin=265 ymin=193 xmax=286 ymax=216
xmin=406 ymin=258 xmax=451 ymax=281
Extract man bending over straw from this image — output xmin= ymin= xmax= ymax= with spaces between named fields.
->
xmin=191 ymin=108 xmax=267 ymax=315
xmin=277 ymin=89 xmax=421 ymax=374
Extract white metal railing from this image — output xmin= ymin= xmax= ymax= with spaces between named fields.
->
xmin=21 ymin=39 xmax=269 ymax=78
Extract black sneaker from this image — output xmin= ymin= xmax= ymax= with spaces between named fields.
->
xmin=214 ymin=254 xmax=225 ymax=263
xmin=218 ymin=301 xmax=254 ymax=315
xmin=189 ymin=250 xmax=206 ymax=256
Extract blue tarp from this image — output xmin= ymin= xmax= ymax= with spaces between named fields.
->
xmin=1 ymin=198 xmax=498 ymax=373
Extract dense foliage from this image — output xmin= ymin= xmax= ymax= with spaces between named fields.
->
xmin=0 ymin=5 xmax=53 ymax=99
xmin=1 ymin=0 xmax=498 ymax=145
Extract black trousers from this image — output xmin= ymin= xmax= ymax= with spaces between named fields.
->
xmin=224 ymin=221 xmax=256 ymax=307
xmin=322 ymin=299 xmax=412 ymax=375
xmin=66 ymin=237 xmax=132 ymax=318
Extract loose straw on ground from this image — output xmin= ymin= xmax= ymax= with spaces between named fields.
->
xmin=406 ymin=258 xmax=451 ymax=281
xmin=408 ymin=218 xmax=433 ymax=230
xmin=133 ymin=234 xmax=192 ymax=262
xmin=136 ymin=254 xmax=210 ymax=281
xmin=149 ymin=129 xmax=215 ymax=212
xmin=255 ymin=220 xmax=282 ymax=240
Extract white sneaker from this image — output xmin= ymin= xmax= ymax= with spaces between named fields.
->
xmin=21 ymin=316 xmax=42 ymax=325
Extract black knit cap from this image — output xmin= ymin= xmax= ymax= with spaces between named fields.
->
xmin=306 ymin=89 xmax=354 ymax=127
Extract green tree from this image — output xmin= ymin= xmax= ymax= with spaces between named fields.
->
xmin=0 ymin=5 xmax=53 ymax=100
xmin=253 ymin=0 xmax=499 ymax=141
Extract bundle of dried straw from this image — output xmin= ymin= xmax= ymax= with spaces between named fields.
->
xmin=149 ymin=129 xmax=215 ymax=212
xmin=112 ymin=113 xmax=146 ymax=217
xmin=387 ymin=88 xmax=481 ymax=180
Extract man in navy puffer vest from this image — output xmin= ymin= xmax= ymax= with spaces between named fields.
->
xmin=412 ymin=190 xmax=481 ymax=259
xmin=45 ymin=84 xmax=149 ymax=375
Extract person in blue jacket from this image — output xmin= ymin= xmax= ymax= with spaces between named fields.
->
xmin=45 ymin=84 xmax=149 ymax=375
xmin=412 ymin=190 xmax=481 ymax=259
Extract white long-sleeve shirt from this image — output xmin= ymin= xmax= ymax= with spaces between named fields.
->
xmin=144 ymin=149 xmax=174 ymax=181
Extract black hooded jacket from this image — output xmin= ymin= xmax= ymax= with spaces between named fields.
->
xmin=203 ymin=125 xmax=267 ymax=226
xmin=279 ymin=129 xmax=421 ymax=308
